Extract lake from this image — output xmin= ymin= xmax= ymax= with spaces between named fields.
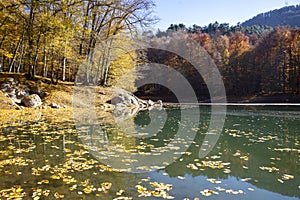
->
xmin=0 ymin=106 xmax=299 ymax=199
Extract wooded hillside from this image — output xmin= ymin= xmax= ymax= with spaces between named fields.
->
xmin=242 ymin=5 xmax=300 ymax=27
xmin=142 ymin=23 xmax=300 ymax=101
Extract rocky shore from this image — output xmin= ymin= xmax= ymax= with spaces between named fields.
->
xmin=0 ymin=74 xmax=163 ymax=113
xmin=0 ymin=73 xmax=298 ymax=111
xmin=0 ymin=77 xmax=67 ymax=109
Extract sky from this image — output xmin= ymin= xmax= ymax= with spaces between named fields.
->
xmin=153 ymin=0 xmax=300 ymax=29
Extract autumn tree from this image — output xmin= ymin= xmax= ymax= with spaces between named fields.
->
xmin=0 ymin=0 xmax=155 ymax=86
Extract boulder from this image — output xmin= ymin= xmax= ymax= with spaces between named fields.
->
xmin=6 ymin=88 xmax=16 ymax=96
xmin=21 ymin=94 xmax=42 ymax=108
xmin=110 ymin=90 xmax=140 ymax=107
xmin=147 ymin=99 xmax=155 ymax=106
xmin=5 ymin=77 xmax=14 ymax=84
xmin=12 ymin=96 xmax=22 ymax=104
xmin=0 ymin=83 xmax=10 ymax=92
xmin=29 ymin=85 xmax=46 ymax=98
xmin=109 ymin=89 xmax=163 ymax=111
xmin=15 ymin=88 xmax=29 ymax=99
xmin=49 ymin=102 xmax=61 ymax=109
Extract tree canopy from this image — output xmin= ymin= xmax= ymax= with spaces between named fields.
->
xmin=0 ymin=0 xmax=156 ymax=86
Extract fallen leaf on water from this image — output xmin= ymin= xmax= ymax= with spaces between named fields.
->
xmin=101 ymin=182 xmax=112 ymax=191
xmin=282 ymin=174 xmax=294 ymax=180
xmin=187 ymin=163 xmax=198 ymax=170
xmin=207 ymin=178 xmax=221 ymax=184
xmin=116 ymin=190 xmax=125 ymax=195
xmin=54 ymin=192 xmax=64 ymax=199
xmin=200 ymin=189 xmax=218 ymax=196
xmin=277 ymin=179 xmax=284 ymax=183
xmin=259 ymin=166 xmax=279 ymax=172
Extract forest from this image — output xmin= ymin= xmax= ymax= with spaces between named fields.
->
xmin=242 ymin=5 xmax=300 ymax=27
xmin=143 ymin=23 xmax=300 ymax=100
xmin=0 ymin=0 xmax=155 ymax=86
xmin=0 ymin=1 xmax=300 ymax=101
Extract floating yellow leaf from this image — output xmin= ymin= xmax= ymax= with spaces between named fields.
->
xmin=101 ymin=182 xmax=112 ymax=191
xmin=277 ymin=179 xmax=284 ymax=183
xmin=116 ymin=189 xmax=125 ymax=195
xmin=54 ymin=192 xmax=64 ymax=199
xmin=51 ymin=175 xmax=61 ymax=180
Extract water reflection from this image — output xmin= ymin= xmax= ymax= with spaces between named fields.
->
xmin=0 ymin=106 xmax=299 ymax=199
xmin=105 ymin=106 xmax=299 ymax=199
xmin=160 ymin=106 xmax=300 ymax=199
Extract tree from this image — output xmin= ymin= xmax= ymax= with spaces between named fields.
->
xmin=0 ymin=0 xmax=156 ymax=85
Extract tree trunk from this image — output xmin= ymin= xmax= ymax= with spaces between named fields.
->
xmin=51 ymin=48 xmax=55 ymax=84
xmin=9 ymin=29 xmax=25 ymax=72
xmin=43 ymin=47 xmax=47 ymax=77
xmin=62 ymin=56 xmax=66 ymax=81
xmin=17 ymin=43 xmax=26 ymax=73
xmin=26 ymin=0 xmax=35 ymax=79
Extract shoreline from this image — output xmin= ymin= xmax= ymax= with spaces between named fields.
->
xmin=163 ymin=102 xmax=300 ymax=106
xmin=1 ymin=73 xmax=299 ymax=110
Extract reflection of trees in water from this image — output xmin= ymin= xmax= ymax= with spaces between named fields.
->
xmin=0 ymin=115 xmax=145 ymax=199
xmin=163 ymin=109 xmax=300 ymax=198
xmin=137 ymin=109 xmax=181 ymax=148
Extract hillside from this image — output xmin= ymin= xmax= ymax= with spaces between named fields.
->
xmin=242 ymin=5 xmax=300 ymax=27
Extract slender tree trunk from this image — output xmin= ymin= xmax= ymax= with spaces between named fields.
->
xmin=2 ymin=55 xmax=6 ymax=72
xmin=27 ymin=1 xmax=35 ymax=79
xmin=43 ymin=47 xmax=47 ymax=77
xmin=0 ymin=35 xmax=7 ymax=50
xmin=68 ymin=63 xmax=71 ymax=81
xmin=17 ymin=44 xmax=26 ymax=73
xmin=9 ymin=30 xmax=25 ymax=72
xmin=32 ymin=33 xmax=41 ymax=77
xmin=62 ymin=56 xmax=66 ymax=81
xmin=51 ymin=48 xmax=55 ymax=84
xmin=95 ymin=53 xmax=103 ymax=84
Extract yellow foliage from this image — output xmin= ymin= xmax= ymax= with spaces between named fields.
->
xmin=108 ymin=52 xmax=137 ymax=92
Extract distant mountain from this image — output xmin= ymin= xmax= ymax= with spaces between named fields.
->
xmin=242 ymin=5 xmax=300 ymax=27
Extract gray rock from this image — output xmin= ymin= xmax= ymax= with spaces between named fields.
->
xmin=21 ymin=94 xmax=42 ymax=108
xmin=147 ymin=99 xmax=155 ymax=106
xmin=111 ymin=95 xmax=125 ymax=106
xmin=0 ymin=83 xmax=10 ymax=92
xmin=12 ymin=97 xmax=22 ymax=104
xmin=15 ymin=88 xmax=28 ymax=99
xmin=109 ymin=89 xmax=163 ymax=112
xmin=5 ymin=77 xmax=14 ymax=84
xmin=7 ymin=88 xmax=16 ymax=96
xmin=111 ymin=91 xmax=140 ymax=107
xmin=50 ymin=102 xmax=61 ymax=109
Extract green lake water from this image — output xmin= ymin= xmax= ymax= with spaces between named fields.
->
xmin=0 ymin=106 xmax=299 ymax=199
